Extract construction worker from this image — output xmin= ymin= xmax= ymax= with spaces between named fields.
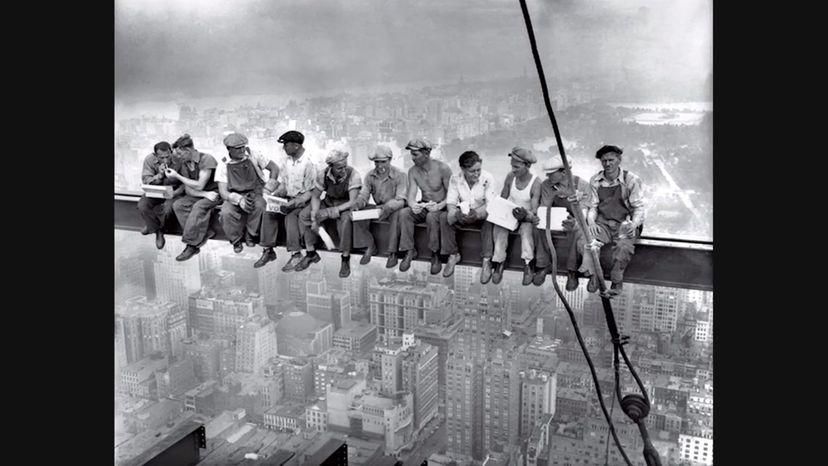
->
xmin=397 ymin=137 xmax=453 ymax=274
xmin=167 ymin=134 xmax=221 ymax=261
xmin=256 ymin=130 xmax=317 ymax=270
xmin=443 ymin=150 xmax=496 ymax=282
xmin=216 ymin=133 xmax=280 ymax=255
xmin=137 ymin=141 xmax=183 ymax=250
xmin=352 ymin=145 xmax=408 ymax=268
xmin=532 ymin=158 xmax=591 ymax=288
xmin=575 ymin=145 xmax=646 ymax=294
xmin=296 ymin=149 xmax=368 ymax=278
xmin=491 ymin=147 xmax=542 ymax=286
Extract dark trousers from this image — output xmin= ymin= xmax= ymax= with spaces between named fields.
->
xmin=261 ymin=202 xmax=305 ymax=252
xmin=441 ymin=214 xmax=493 ymax=258
xmin=356 ymin=206 xmax=402 ymax=253
xmin=398 ymin=207 xmax=444 ymax=253
xmin=535 ymin=228 xmax=579 ymax=271
xmin=299 ymin=205 xmax=371 ymax=253
xmin=137 ymin=195 xmax=177 ymax=233
xmin=219 ymin=195 xmax=266 ymax=245
xmin=173 ymin=195 xmax=222 ymax=246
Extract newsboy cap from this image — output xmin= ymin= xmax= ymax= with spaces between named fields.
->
xmin=223 ymin=133 xmax=248 ymax=149
xmin=405 ymin=137 xmax=433 ymax=151
xmin=508 ymin=146 xmax=537 ymax=164
xmin=277 ymin=130 xmax=305 ymax=145
xmin=369 ymin=146 xmax=393 ymax=161
xmin=325 ymin=149 xmax=349 ymax=165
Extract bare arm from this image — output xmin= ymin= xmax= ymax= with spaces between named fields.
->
xmin=432 ymin=164 xmax=453 ymax=210
xmin=500 ymin=173 xmax=513 ymax=199
xmin=406 ymin=169 xmax=420 ymax=208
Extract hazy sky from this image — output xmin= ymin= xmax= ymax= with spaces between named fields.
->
xmin=115 ymin=0 xmax=712 ymax=103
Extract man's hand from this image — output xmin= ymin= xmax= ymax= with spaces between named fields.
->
xmin=283 ymin=198 xmax=295 ymax=210
xmin=447 ymin=210 xmax=458 ymax=226
xmin=238 ymin=197 xmax=249 ymax=212
xmin=264 ymin=179 xmax=278 ymax=194
xmin=378 ymin=204 xmax=393 ymax=221
xmin=311 ymin=219 xmax=320 ymax=232
xmin=620 ymin=222 xmax=636 ymax=237
xmin=512 ymin=207 xmax=528 ymax=222
xmin=465 ymin=209 xmax=478 ymax=222
xmin=588 ymin=223 xmax=601 ymax=238
xmin=425 ymin=202 xmax=440 ymax=212
xmin=566 ymin=190 xmax=582 ymax=203
xmin=529 ymin=213 xmax=539 ymax=225
xmin=164 ymin=168 xmax=179 ymax=179
xmin=411 ymin=203 xmax=424 ymax=215
xmin=562 ymin=216 xmax=576 ymax=231
xmin=203 ymin=191 xmax=219 ymax=202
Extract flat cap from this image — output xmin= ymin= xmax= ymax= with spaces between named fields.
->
xmin=405 ymin=137 xmax=433 ymax=151
xmin=595 ymin=145 xmax=623 ymax=159
xmin=325 ymin=149 xmax=349 ymax=165
xmin=277 ymin=130 xmax=305 ymax=145
xmin=223 ymin=133 xmax=248 ymax=148
xmin=369 ymin=145 xmax=393 ymax=161
xmin=542 ymin=158 xmax=570 ymax=173
xmin=508 ymin=146 xmax=537 ymax=164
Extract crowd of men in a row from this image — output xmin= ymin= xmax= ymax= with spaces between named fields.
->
xmin=137 ymin=131 xmax=644 ymax=293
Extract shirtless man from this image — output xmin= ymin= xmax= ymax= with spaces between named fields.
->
xmin=396 ymin=137 xmax=453 ymax=274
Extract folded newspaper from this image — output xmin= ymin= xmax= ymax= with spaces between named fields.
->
xmin=141 ymin=184 xmax=174 ymax=199
xmin=536 ymin=206 xmax=569 ymax=231
xmin=264 ymin=194 xmax=289 ymax=213
xmin=485 ymin=196 xmax=520 ymax=231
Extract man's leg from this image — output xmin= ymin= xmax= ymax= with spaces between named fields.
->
xmin=426 ymin=210 xmax=443 ymax=275
xmin=478 ymin=220 xmax=494 ymax=284
xmin=172 ymin=195 xmax=198 ymax=238
xmin=440 ymin=211 xmax=460 ymax=277
xmin=518 ymin=222 xmax=535 ymax=286
xmin=294 ymin=205 xmax=322 ymax=272
xmin=220 ymin=200 xmax=246 ymax=247
xmin=254 ymin=209 xmax=279 ymax=269
xmin=384 ymin=209 xmax=401 ymax=268
xmin=245 ymin=195 xmax=266 ymax=242
xmin=279 ymin=206 xmax=305 ymax=271
xmin=137 ymin=196 xmax=165 ymax=234
xmin=181 ymin=197 xmax=220 ymax=246
xmin=159 ymin=198 xmax=178 ymax=232
xmin=398 ymin=207 xmax=427 ymax=272
xmin=609 ymin=226 xmax=636 ymax=291
xmin=532 ymin=228 xmax=552 ymax=286
xmin=491 ymin=225 xmax=510 ymax=284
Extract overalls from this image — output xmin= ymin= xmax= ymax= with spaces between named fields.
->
xmin=300 ymin=166 xmax=371 ymax=253
xmin=219 ymin=157 xmax=267 ymax=246
xmin=172 ymin=154 xmax=221 ymax=246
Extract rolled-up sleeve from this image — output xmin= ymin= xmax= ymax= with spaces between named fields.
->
xmin=141 ymin=155 xmax=158 ymax=185
xmin=348 ymin=168 xmax=363 ymax=190
xmin=483 ymin=173 xmax=497 ymax=204
xmin=313 ymin=168 xmax=327 ymax=192
xmin=214 ymin=161 xmax=228 ymax=184
xmin=446 ymin=176 xmax=459 ymax=206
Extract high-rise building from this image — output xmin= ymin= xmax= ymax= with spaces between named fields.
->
xmin=282 ymin=357 xmax=315 ymax=402
xmin=117 ymin=256 xmax=146 ymax=301
xmin=519 ymin=369 xmax=557 ymax=439
xmin=235 ymin=316 xmax=278 ymax=375
xmin=453 ymin=265 xmax=477 ymax=298
xmin=188 ymin=287 xmax=264 ymax=340
xmin=368 ymin=277 xmax=451 ymax=343
xmin=333 ymin=321 xmax=377 ymax=356
xmin=634 ymin=285 xmax=681 ymax=333
xmin=415 ymin=317 xmax=463 ymax=417
xmin=181 ymin=337 xmax=222 ymax=382
xmin=308 ymin=289 xmax=352 ymax=331
xmin=154 ymin=249 xmax=201 ymax=314
xmin=116 ymin=296 xmax=183 ymax=363
xmin=156 ymin=358 xmax=198 ymax=399
xmin=327 ymin=377 xmax=368 ymax=431
xmin=120 ymin=355 xmax=169 ymax=399
xmin=400 ymin=339 xmax=439 ymax=431
xmin=275 ymin=311 xmax=333 ymax=357
xmin=221 ymin=252 xmax=261 ymax=292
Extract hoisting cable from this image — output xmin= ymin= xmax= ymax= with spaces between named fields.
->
xmin=517 ymin=0 xmax=662 ymax=464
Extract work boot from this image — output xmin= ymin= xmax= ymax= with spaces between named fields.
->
xmin=155 ymin=231 xmax=166 ymax=250
xmin=360 ymin=241 xmax=376 ymax=265
xmin=443 ymin=253 xmax=461 ymax=278
xmin=587 ymin=274 xmax=599 ymax=293
xmin=565 ymin=271 xmax=579 ymax=291
xmin=532 ymin=265 xmax=548 ymax=287
xmin=522 ymin=261 xmax=534 ymax=286
xmin=244 ymin=234 xmax=256 ymax=248
xmin=610 ymin=282 xmax=623 ymax=295
xmin=140 ymin=226 xmax=152 ymax=236
xmin=491 ymin=261 xmax=505 ymax=285
xmin=480 ymin=258 xmax=493 ymax=284
xmin=233 ymin=241 xmax=244 ymax=254
xmin=430 ymin=254 xmax=442 ymax=275
xmin=340 ymin=255 xmax=351 ymax=278
xmin=176 ymin=245 xmax=200 ymax=262
xmin=254 ymin=248 xmax=277 ymax=268
xmin=400 ymin=249 xmax=417 ymax=272
xmin=294 ymin=251 xmax=321 ymax=272
xmin=386 ymin=253 xmax=399 ymax=269
xmin=282 ymin=252 xmax=303 ymax=272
